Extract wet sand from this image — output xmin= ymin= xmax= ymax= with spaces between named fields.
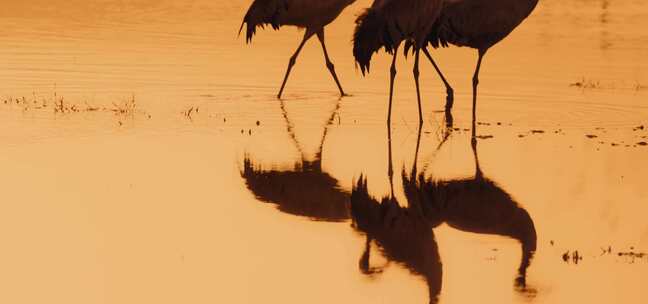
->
xmin=1 ymin=0 xmax=648 ymax=303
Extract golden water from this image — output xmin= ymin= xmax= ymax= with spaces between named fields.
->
xmin=1 ymin=0 xmax=647 ymax=303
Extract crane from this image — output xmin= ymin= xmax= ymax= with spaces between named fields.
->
xmin=353 ymin=0 xmax=443 ymax=125
xmin=423 ymin=0 xmax=540 ymax=129
xmin=239 ymin=0 xmax=356 ymax=99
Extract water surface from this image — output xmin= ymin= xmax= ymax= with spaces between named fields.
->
xmin=1 ymin=1 xmax=647 ymax=303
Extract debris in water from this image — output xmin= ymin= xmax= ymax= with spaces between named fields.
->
xmin=184 ymin=107 xmax=194 ymax=119
xmin=565 ymin=250 xmax=583 ymax=264
xmin=476 ymin=135 xmax=494 ymax=140
xmin=570 ymin=78 xmax=601 ymax=89
xmin=637 ymin=141 xmax=647 ymax=146
xmin=586 ymin=134 xmax=598 ymax=139
xmin=531 ymin=130 xmax=545 ymax=134
xmin=256 ymin=120 xmax=261 ymax=126
xmin=600 ymin=246 xmax=612 ymax=255
xmin=618 ymin=249 xmax=647 ymax=263
xmin=618 ymin=251 xmax=646 ymax=258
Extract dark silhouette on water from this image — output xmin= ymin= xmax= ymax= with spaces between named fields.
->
xmin=353 ymin=0 xmax=444 ymax=125
xmin=242 ymin=112 xmax=444 ymax=301
xmin=241 ymin=105 xmax=536 ymax=300
xmin=403 ymin=129 xmax=538 ymax=290
xmin=241 ymin=100 xmax=349 ymax=221
xmin=239 ymin=0 xmax=354 ymax=99
xmin=420 ymin=0 xmax=540 ymax=131
xmin=350 ymin=126 xmax=443 ymax=303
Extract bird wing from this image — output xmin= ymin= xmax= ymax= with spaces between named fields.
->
xmin=239 ymin=0 xmax=290 ymax=43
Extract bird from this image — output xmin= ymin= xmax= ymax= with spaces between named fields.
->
xmin=421 ymin=0 xmax=540 ymax=129
xmin=353 ymin=0 xmax=444 ymax=125
xmin=239 ymin=0 xmax=355 ymax=99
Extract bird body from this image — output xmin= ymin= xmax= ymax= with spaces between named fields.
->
xmin=240 ymin=0 xmax=355 ymax=98
xmin=429 ymin=0 xmax=539 ymax=50
xmin=241 ymin=0 xmax=355 ymax=42
xmin=282 ymin=0 xmax=355 ymax=27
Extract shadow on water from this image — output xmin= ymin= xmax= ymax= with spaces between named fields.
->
xmin=241 ymin=99 xmax=349 ymax=222
xmin=403 ymin=127 xmax=538 ymax=293
xmin=350 ymin=126 xmax=443 ymax=303
xmin=240 ymin=103 xmax=537 ymax=301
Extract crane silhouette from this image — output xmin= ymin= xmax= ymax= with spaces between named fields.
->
xmin=403 ymin=127 xmax=537 ymax=290
xmin=420 ymin=0 xmax=540 ymax=130
xmin=241 ymin=99 xmax=349 ymax=222
xmin=239 ymin=0 xmax=355 ymax=99
xmin=242 ymin=115 xmax=537 ymax=300
xmin=353 ymin=0 xmax=443 ymax=125
xmin=350 ymin=126 xmax=443 ymax=304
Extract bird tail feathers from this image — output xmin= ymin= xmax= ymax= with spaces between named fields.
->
xmin=239 ymin=0 xmax=287 ymax=43
xmin=353 ymin=8 xmax=394 ymax=75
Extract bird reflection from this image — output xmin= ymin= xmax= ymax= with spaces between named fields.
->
xmin=241 ymin=103 xmax=536 ymax=300
xmin=403 ymin=129 xmax=537 ymax=290
xmin=350 ymin=126 xmax=442 ymax=303
xmin=241 ymin=100 xmax=349 ymax=222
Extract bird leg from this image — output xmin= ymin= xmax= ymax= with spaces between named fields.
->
xmin=316 ymin=29 xmax=347 ymax=98
xmin=277 ymin=30 xmax=315 ymax=99
xmin=413 ymin=48 xmax=423 ymax=126
xmin=423 ymin=48 xmax=454 ymax=111
xmin=471 ymin=49 xmax=486 ymax=137
xmin=471 ymin=132 xmax=483 ymax=180
xmin=387 ymin=44 xmax=400 ymax=126
xmin=387 ymin=122 xmax=395 ymax=198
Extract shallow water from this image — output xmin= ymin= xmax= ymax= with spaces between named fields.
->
xmin=1 ymin=0 xmax=648 ymax=303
